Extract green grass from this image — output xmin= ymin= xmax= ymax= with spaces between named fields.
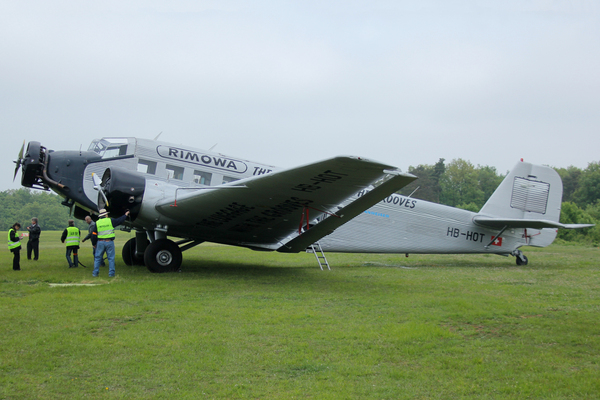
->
xmin=1 ymin=231 xmax=599 ymax=399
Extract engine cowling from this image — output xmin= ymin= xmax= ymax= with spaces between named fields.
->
xmin=99 ymin=167 xmax=146 ymax=220
xmin=21 ymin=141 xmax=46 ymax=188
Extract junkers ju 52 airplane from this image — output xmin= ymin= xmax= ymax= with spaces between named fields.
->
xmin=13 ymin=137 xmax=591 ymax=272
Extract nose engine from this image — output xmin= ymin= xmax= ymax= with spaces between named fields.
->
xmin=96 ymin=167 xmax=146 ymax=220
xmin=16 ymin=140 xmax=104 ymax=214
xmin=16 ymin=141 xmax=47 ymax=189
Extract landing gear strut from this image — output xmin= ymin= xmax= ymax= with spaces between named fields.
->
xmin=122 ymin=238 xmax=145 ymax=266
xmin=121 ymin=229 xmax=201 ymax=273
xmin=122 ymin=231 xmax=150 ymax=266
xmin=513 ymin=250 xmax=528 ymax=266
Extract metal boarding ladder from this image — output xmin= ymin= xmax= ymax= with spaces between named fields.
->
xmin=308 ymin=241 xmax=330 ymax=270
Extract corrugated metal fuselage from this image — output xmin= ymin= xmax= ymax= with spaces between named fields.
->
xmin=40 ymin=137 xmax=552 ymax=257
xmin=319 ymin=191 xmax=552 ymax=255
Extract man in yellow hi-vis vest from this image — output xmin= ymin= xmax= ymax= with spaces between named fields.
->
xmin=61 ymin=220 xmax=80 ymax=268
xmin=92 ymin=208 xmax=130 ymax=277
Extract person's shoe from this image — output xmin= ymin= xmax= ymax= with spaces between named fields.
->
xmin=92 ymin=274 xmax=98 ymax=277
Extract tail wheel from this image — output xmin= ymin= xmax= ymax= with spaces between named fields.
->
xmin=122 ymin=238 xmax=145 ymax=266
xmin=516 ymin=254 xmax=528 ymax=266
xmin=144 ymin=239 xmax=182 ymax=273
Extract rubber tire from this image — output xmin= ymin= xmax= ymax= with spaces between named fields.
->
xmin=516 ymin=254 xmax=528 ymax=266
xmin=144 ymin=239 xmax=182 ymax=273
xmin=122 ymin=238 xmax=144 ymax=266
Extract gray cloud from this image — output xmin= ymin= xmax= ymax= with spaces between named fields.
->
xmin=2 ymin=1 xmax=599 ymax=191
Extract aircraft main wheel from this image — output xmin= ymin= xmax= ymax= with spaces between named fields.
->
xmin=144 ymin=239 xmax=182 ymax=273
xmin=122 ymin=238 xmax=144 ymax=266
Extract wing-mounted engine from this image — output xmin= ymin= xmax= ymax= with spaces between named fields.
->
xmin=96 ymin=167 xmax=146 ymax=220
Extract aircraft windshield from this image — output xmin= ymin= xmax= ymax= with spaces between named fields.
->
xmin=88 ymin=139 xmax=129 ymax=159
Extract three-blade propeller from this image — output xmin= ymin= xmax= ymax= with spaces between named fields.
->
xmin=13 ymin=140 xmax=25 ymax=181
xmin=92 ymin=172 xmax=109 ymax=208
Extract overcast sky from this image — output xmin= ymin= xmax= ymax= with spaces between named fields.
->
xmin=2 ymin=1 xmax=599 ymax=191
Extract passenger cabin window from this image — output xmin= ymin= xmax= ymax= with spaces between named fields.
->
xmin=138 ymin=159 xmax=157 ymax=175
xmin=193 ymin=170 xmax=212 ymax=185
xmin=103 ymin=145 xmax=127 ymax=158
xmin=222 ymin=176 xmax=239 ymax=184
xmin=166 ymin=164 xmax=184 ymax=180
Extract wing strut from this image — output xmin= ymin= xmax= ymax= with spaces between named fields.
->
xmin=299 ymin=205 xmax=341 ymax=234
xmin=278 ymin=171 xmax=416 ymax=253
xmin=299 ymin=207 xmax=310 ymax=233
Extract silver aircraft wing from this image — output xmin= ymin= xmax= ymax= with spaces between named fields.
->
xmin=277 ymin=171 xmax=417 ymax=253
xmin=154 ymin=156 xmax=415 ymax=250
xmin=473 ymin=216 xmax=595 ymax=230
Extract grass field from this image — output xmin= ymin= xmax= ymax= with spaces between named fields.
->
xmin=1 ymin=231 xmax=599 ymax=399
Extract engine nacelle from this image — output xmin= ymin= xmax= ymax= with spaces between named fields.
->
xmin=99 ymin=167 xmax=146 ymax=220
xmin=21 ymin=141 xmax=46 ymax=188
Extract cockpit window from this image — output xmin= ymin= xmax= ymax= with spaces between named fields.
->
xmin=88 ymin=140 xmax=107 ymax=154
xmin=88 ymin=139 xmax=129 ymax=159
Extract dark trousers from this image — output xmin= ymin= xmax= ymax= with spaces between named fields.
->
xmin=27 ymin=239 xmax=39 ymax=260
xmin=66 ymin=247 xmax=79 ymax=268
xmin=11 ymin=249 xmax=21 ymax=270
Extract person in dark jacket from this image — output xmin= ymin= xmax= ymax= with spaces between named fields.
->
xmin=26 ymin=217 xmax=41 ymax=260
xmin=8 ymin=223 xmax=23 ymax=271
xmin=82 ymin=216 xmax=104 ymax=266
xmin=61 ymin=220 xmax=80 ymax=268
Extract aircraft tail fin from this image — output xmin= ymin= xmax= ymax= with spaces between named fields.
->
xmin=474 ymin=161 xmax=593 ymax=245
xmin=478 ymin=161 xmax=563 ymax=223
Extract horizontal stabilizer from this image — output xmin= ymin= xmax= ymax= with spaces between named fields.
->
xmin=473 ymin=215 xmax=594 ymax=230
xmin=278 ymin=171 xmax=417 ymax=253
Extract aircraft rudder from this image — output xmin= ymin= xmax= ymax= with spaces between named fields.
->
xmin=479 ymin=161 xmax=563 ymax=223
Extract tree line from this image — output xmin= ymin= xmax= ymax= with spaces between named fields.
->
xmin=0 ymin=189 xmax=89 ymax=233
xmin=2 ymin=159 xmax=599 ymax=244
